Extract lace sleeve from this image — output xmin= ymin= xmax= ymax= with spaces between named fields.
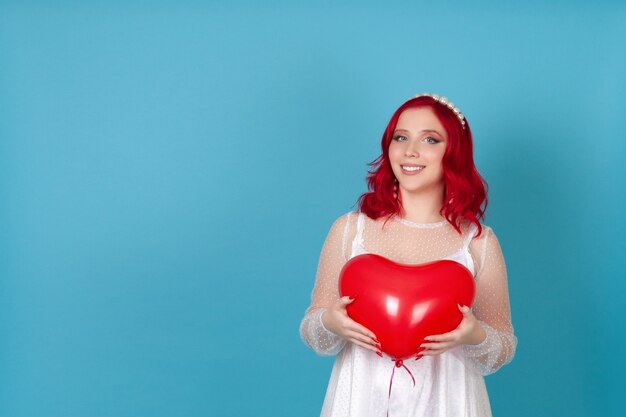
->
xmin=463 ymin=226 xmax=518 ymax=376
xmin=299 ymin=212 xmax=354 ymax=356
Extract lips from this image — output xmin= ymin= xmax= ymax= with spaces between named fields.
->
xmin=401 ymin=164 xmax=425 ymax=174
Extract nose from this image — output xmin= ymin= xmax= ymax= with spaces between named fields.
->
xmin=404 ymin=140 xmax=419 ymax=158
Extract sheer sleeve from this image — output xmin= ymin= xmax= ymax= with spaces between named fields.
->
xmin=299 ymin=212 xmax=354 ymax=356
xmin=463 ymin=226 xmax=518 ymax=376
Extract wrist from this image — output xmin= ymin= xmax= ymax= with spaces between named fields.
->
xmin=320 ymin=309 xmax=328 ymax=328
xmin=470 ymin=323 xmax=487 ymax=345
xmin=320 ymin=309 xmax=336 ymax=334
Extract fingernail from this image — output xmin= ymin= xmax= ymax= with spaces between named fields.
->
xmin=376 ymin=351 xmax=382 ymax=357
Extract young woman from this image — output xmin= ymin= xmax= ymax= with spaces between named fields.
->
xmin=299 ymin=93 xmax=517 ymax=417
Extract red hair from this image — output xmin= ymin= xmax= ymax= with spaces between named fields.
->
xmin=354 ymin=96 xmax=488 ymax=238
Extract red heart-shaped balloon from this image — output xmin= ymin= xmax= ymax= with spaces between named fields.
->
xmin=339 ymin=254 xmax=475 ymax=360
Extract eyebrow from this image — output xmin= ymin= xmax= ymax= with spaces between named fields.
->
xmin=393 ymin=128 xmax=444 ymax=136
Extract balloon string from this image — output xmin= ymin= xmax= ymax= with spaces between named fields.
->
xmin=386 ymin=358 xmax=416 ymax=417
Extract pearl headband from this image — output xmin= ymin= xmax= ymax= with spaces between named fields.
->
xmin=412 ymin=93 xmax=466 ymax=129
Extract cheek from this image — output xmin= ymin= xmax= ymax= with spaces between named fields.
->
xmin=424 ymin=148 xmax=445 ymax=164
xmin=388 ymin=146 xmax=402 ymax=161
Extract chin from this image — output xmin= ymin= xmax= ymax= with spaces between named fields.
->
xmin=399 ymin=185 xmax=426 ymax=193
xmin=399 ymin=181 xmax=439 ymax=193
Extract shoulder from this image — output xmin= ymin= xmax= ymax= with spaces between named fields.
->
xmin=326 ymin=210 xmax=358 ymax=236
xmin=333 ymin=210 xmax=358 ymax=227
xmin=322 ymin=211 xmax=360 ymax=260
xmin=477 ymin=223 xmax=494 ymax=239
xmin=461 ymin=220 xmax=493 ymax=239
xmin=467 ymin=222 xmax=496 ymax=252
xmin=469 ymin=223 xmax=506 ymax=256
xmin=467 ymin=223 xmax=506 ymax=275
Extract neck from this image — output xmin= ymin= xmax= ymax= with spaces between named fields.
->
xmin=398 ymin=186 xmax=445 ymax=223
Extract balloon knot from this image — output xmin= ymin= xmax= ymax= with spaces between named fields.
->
xmin=395 ymin=359 xmax=403 ymax=368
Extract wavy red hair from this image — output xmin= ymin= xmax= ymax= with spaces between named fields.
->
xmin=354 ymin=95 xmax=488 ymax=238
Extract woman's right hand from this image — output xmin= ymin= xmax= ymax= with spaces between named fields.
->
xmin=321 ymin=296 xmax=381 ymax=355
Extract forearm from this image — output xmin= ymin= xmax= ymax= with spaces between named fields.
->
xmin=462 ymin=319 xmax=517 ymax=376
xmin=299 ymin=308 xmax=347 ymax=356
xmin=468 ymin=321 xmax=487 ymax=345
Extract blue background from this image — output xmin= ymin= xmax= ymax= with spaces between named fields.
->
xmin=1 ymin=2 xmax=625 ymax=416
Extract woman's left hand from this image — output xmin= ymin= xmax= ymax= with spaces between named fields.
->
xmin=418 ymin=304 xmax=487 ymax=357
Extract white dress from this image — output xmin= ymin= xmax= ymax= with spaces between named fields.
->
xmin=300 ymin=211 xmax=517 ymax=417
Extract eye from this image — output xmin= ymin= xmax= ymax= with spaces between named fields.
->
xmin=392 ymin=135 xmax=407 ymax=142
xmin=423 ymin=136 xmax=440 ymax=144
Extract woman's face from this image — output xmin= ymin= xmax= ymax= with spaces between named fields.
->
xmin=388 ymin=107 xmax=448 ymax=196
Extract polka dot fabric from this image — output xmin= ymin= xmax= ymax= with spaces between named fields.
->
xmin=299 ymin=210 xmax=517 ymax=417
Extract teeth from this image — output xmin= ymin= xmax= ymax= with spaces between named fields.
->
xmin=402 ymin=165 xmax=424 ymax=172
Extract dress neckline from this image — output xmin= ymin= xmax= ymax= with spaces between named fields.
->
xmin=391 ymin=214 xmax=448 ymax=229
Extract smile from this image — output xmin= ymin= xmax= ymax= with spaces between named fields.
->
xmin=401 ymin=165 xmax=425 ymax=174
